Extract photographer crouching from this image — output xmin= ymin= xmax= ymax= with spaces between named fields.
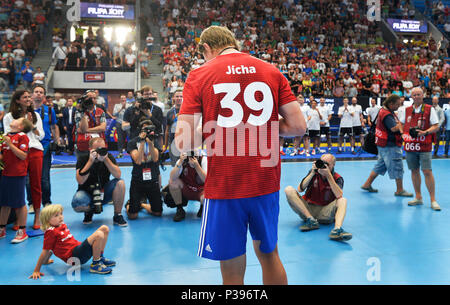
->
xmin=71 ymin=137 xmax=127 ymax=227
xmin=126 ymin=119 xmax=162 ymax=220
xmin=74 ymin=90 xmax=107 ymax=159
xmin=163 ymin=151 xmax=206 ymax=222
xmin=284 ymin=154 xmax=352 ymax=241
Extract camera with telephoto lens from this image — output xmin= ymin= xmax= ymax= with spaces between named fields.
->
xmin=409 ymin=127 xmax=420 ymax=138
xmin=78 ymin=95 xmax=95 ymax=112
xmin=95 ymin=147 xmax=108 ymax=157
xmin=90 ymin=183 xmax=103 ymax=214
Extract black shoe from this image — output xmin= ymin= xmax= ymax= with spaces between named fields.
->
xmin=113 ymin=214 xmax=128 ymax=227
xmin=83 ymin=212 xmax=93 ymax=225
xmin=173 ymin=206 xmax=186 ymax=222
xmin=196 ymin=205 xmax=203 ymax=218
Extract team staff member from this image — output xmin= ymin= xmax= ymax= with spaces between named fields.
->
xmin=318 ymin=97 xmax=332 ymax=153
xmin=400 ymin=87 xmax=441 ymax=211
xmin=361 ymin=94 xmax=413 ymax=197
xmin=337 ymin=98 xmax=354 ymax=153
xmin=350 ymin=97 xmax=365 ymax=154
xmin=175 ymin=26 xmax=306 ymax=285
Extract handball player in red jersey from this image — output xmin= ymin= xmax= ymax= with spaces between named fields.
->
xmin=175 ymin=26 xmax=306 ymax=285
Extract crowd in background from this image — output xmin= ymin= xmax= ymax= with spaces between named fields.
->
xmin=153 ymin=0 xmax=450 ymax=102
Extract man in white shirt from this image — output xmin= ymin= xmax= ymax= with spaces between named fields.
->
xmin=307 ymin=99 xmax=322 ymax=155
xmin=52 ymin=41 xmax=67 ymax=70
xmin=350 ymin=97 xmax=365 ymax=154
xmin=366 ymin=98 xmax=381 ymax=127
xmin=318 ymin=97 xmax=333 ymax=152
xmin=90 ymin=41 xmax=102 ymax=59
xmin=290 ymin=95 xmax=311 ymax=157
xmin=146 ymin=32 xmax=154 ymax=53
xmin=13 ymin=44 xmax=25 ymax=69
xmin=124 ymin=48 xmax=136 ymax=71
xmin=32 ymin=66 xmax=45 ymax=86
xmin=337 ymin=98 xmax=355 ymax=153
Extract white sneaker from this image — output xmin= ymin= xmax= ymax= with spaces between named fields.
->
xmin=11 ymin=229 xmax=28 ymax=244
xmin=299 ymin=149 xmax=306 ymax=155
xmin=28 ymin=205 xmax=34 ymax=214
xmin=318 ymin=148 xmax=326 ymax=153
xmin=431 ymin=201 xmax=441 ymax=211
xmin=289 ymin=149 xmax=298 ymax=156
xmin=311 ymin=149 xmax=316 ymax=155
xmin=306 ymin=152 xmax=311 ymax=157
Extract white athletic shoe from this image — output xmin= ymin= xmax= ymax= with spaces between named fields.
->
xmin=431 ymin=201 xmax=441 ymax=211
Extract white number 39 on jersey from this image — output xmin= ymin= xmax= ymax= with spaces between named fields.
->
xmin=214 ymin=82 xmax=274 ymax=128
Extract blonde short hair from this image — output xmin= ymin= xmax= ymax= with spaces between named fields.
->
xmin=40 ymin=204 xmax=63 ymax=231
xmin=198 ymin=26 xmax=240 ymax=53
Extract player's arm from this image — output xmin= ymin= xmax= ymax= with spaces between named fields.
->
xmin=279 ymin=101 xmax=306 ymax=137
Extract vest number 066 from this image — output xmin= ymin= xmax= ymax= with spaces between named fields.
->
xmin=214 ymin=82 xmax=274 ymax=128
xmin=404 ymin=142 xmax=421 ymax=151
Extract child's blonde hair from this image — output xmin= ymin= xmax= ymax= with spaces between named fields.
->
xmin=40 ymin=204 xmax=63 ymax=231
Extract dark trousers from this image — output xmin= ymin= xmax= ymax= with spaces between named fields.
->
xmin=41 ymin=146 xmax=52 ymax=204
xmin=116 ymin=122 xmax=127 ymax=152
xmin=445 ymin=130 xmax=450 ymax=155
xmin=66 ymin=124 xmax=74 ymax=151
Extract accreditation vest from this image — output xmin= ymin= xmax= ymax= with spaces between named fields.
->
xmin=402 ymin=104 xmax=433 ymax=152
xmin=303 ymin=171 xmax=342 ymax=206
xmin=375 ymin=108 xmax=402 ymax=147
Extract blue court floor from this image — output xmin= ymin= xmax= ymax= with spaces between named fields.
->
xmin=0 ymin=158 xmax=449 ymax=285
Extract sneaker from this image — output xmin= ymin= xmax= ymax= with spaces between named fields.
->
xmin=280 ymin=150 xmax=286 ymax=156
xmin=0 ymin=227 xmax=6 ymax=239
xmin=173 ymin=206 xmax=186 ymax=222
xmin=101 ymin=256 xmax=116 ymax=267
xmin=299 ymin=149 xmax=306 ymax=155
xmin=318 ymin=148 xmax=326 ymax=153
xmin=28 ymin=205 xmax=34 ymax=214
xmin=83 ymin=212 xmax=93 ymax=225
xmin=90 ymin=262 xmax=112 ymax=274
xmin=113 ymin=214 xmax=128 ymax=227
xmin=300 ymin=218 xmax=320 ymax=232
xmin=11 ymin=229 xmax=28 ymax=244
xmin=431 ymin=201 xmax=441 ymax=211
xmin=196 ymin=205 xmax=203 ymax=218
xmin=408 ymin=198 xmax=423 ymax=206
xmin=329 ymin=227 xmax=352 ymax=241
xmin=306 ymin=152 xmax=311 ymax=157
xmin=337 ymin=148 xmax=342 ymax=154
xmin=311 ymin=149 xmax=316 ymax=155
xmin=289 ymin=149 xmax=298 ymax=156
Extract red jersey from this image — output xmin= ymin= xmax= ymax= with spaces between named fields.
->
xmin=180 ymin=52 xmax=296 ymax=199
xmin=1 ymin=132 xmax=29 ymax=177
xmin=43 ymin=223 xmax=81 ymax=263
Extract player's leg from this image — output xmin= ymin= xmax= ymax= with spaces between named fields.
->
xmin=220 ymin=254 xmax=246 ymax=285
xmin=253 ymin=242 xmax=287 ymax=285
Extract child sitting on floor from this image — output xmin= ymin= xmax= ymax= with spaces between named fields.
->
xmin=29 ymin=204 xmax=116 ymax=279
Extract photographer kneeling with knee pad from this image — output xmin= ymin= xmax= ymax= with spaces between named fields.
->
xmin=71 ymin=137 xmax=127 ymax=227
xmin=163 ymin=151 xmax=206 ymax=222
xmin=126 ymin=119 xmax=162 ymax=219
xmin=284 ymin=154 xmax=352 ymax=241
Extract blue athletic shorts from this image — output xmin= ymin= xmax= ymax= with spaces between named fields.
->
xmin=198 ymin=191 xmax=280 ymax=261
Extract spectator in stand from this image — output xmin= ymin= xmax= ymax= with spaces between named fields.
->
xmin=21 ymin=61 xmax=34 ymax=89
xmin=52 ymin=41 xmax=67 ymax=71
xmin=65 ymin=46 xmax=80 ymax=71
xmin=146 ymin=32 xmax=154 ymax=54
xmin=32 ymin=66 xmax=45 ymax=87
xmin=139 ymin=47 xmax=150 ymax=78
xmin=13 ymin=43 xmax=25 ymax=70
xmin=0 ymin=60 xmax=10 ymax=93
xmin=124 ymin=48 xmax=136 ymax=71
xmin=112 ymin=51 xmax=123 ymax=71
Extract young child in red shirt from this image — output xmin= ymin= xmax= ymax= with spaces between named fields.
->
xmin=0 ymin=117 xmax=33 ymax=243
xmin=29 ymin=204 xmax=116 ymax=278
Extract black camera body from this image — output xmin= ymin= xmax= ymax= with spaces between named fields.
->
xmin=315 ymin=159 xmax=326 ymax=169
xmin=78 ymin=95 xmax=95 ymax=112
xmin=141 ymin=124 xmax=156 ymax=141
xmin=409 ymin=127 xmax=420 ymax=138
xmin=90 ymin=183 xmax=103 ymax=214
xmin=183 ymin=151 xmax=197 ymax=166
xmin=96 ymin=147 xmax=108 ymax=157
xmin=138 ymin=97 xmax=155 ymax=110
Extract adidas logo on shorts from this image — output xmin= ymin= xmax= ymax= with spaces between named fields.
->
xmin=205 ymin=244 xmax=212 ymax=253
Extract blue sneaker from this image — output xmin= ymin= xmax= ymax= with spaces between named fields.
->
xmin=101 ymin=256 xmax=116 ymax=267
xmin=90 ymin=262 xmax=112 ymax=274
xmin=329 ymin=228 xmax=352 ymax=241
xmin=300 ymin=217 xmax=320 ymax=232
